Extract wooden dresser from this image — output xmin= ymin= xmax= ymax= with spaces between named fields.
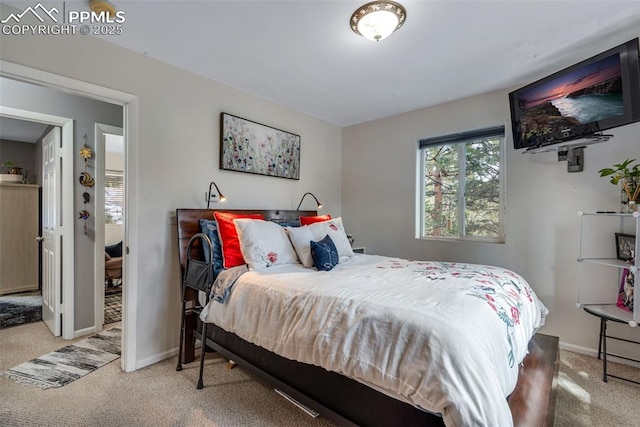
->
xmin=0 ymin=183 xmax=39 ymax=295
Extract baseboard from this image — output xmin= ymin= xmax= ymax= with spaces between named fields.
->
xmin=136 ymin=347 xmax=178 ymax=370
xmin=559 ymin=341 xmax=597 ymax=357
xmin=560 ymin=341 xmax=640 ymax=369
xmin=74 ymin=326 xmax=98 ymax=338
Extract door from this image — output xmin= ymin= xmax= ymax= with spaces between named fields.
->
xmin=41 ymin=127 xmax=61 ymax=336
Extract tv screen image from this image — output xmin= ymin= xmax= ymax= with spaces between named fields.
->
xmin=509 ymin=39 xmax=640 ymax=150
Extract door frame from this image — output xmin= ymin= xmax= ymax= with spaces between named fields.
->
xmin=0 ymin=106 xmax=74 ymax=339
xmin=1 ymin=60 xmax=139 ymax=372
xmin=94 ymin=123 xmax=124 ymax=330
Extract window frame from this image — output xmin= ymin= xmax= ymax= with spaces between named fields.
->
xmin=417 ymin=126 xmax=506 ymax=243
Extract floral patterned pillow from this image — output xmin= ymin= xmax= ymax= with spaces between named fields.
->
xmin=234 ymin=219 xmax=300 ymax=269
xmin=306 ymin=217 xmax=354 ymax=258
xmin=287 ymin=217 xmax=353 ymax=268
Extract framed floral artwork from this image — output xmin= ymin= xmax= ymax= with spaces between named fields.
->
xmin=220 ymin=113 xmax=300 ymax=180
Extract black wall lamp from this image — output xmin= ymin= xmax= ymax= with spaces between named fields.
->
xmin=206 ymin=181 xmax=227 ymax=209
xmin=296 ymin=192 xmax=322 ymax=210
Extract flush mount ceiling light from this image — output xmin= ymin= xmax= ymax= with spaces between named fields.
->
xmin=89 ymin=0 xmax=116 ymax=16
xmin=350 ymin=1 xmax=406 ymax=42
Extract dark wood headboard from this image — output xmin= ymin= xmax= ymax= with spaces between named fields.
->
xmin=176 ymin=208 xmax=316 ymax=274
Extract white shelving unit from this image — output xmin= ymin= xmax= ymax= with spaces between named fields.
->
xmin=577 ymin=211 xmax=639 ymax=383
xmin=577 ymin=211 xmax=639 ymax=323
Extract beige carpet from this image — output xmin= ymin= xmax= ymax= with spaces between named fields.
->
xmin=1 ymin=322 xmax=639 ymax=426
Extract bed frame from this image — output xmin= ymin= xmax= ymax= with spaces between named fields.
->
xmin=177 ymin=208 xmax=560 ymax=426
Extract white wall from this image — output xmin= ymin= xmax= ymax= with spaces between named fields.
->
xmin=343 ymin=83 xmax=640 ymax=359
xmin=0 ymin=139 xmax=36 ymax=182
xmin=0 ymin=24 xmax=342 ymax=366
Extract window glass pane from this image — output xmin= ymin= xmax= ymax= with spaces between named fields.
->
xmin=464 ymin=138 xmax=500 ymax=237
xmin=423 ymin=145 xmax=459 ymax=237
xmin=105 ymin=171 xmax=123 ymax=225
xmin=420 ymin=126 xmax=504 ymax=242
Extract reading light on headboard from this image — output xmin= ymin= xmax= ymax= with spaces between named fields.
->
xmin=296 ymin=192 xmax=322 ymax=210
xmin=206 ymin=181 xmax=227 ymax=209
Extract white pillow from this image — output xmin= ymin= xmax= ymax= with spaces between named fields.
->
xmin=286 ymin=226 xmax=316 ymax=268
xmin=234 ymin=219 xmax=299 ymax=269
xmin=287 ymin=217 xmax=353 ymax=268
xmin=308 ymin=217 xmax=354 ymax=258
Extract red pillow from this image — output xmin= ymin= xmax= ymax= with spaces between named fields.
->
xmin=214 ymin=212 xmax=264 ymax=268
xmin=299 ymin=214 xmax=332 ymax=226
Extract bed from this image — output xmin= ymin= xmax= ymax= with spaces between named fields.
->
xmin=177 ymin=208 xmax=558 ymax=427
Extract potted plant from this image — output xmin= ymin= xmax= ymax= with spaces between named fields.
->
xmin=598 ymin=158 xmax=640 ymax=211
xmin=0 ymin=161 xmax=23 ymax=182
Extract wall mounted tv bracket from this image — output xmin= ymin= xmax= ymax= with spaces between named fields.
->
xmin=523 ymin=133 xmax=612 ymax=173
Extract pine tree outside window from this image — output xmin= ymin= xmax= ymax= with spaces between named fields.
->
xmin=105 ymin=170 xmax=123 ymax=225
xmin=418 ymin=126 xmax=505 ymax=243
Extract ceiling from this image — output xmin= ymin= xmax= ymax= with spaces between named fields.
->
xmin=2 ymin=1 xmax=640 ymax=128
xmin=0 ymin=116 xmax=49 ymax=143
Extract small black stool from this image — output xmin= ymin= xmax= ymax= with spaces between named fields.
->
xmin=583 ymin=305 xmax=640 ymax=385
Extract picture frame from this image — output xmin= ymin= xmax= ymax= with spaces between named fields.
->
xmin=219 ymin=112 xmax=300 ymax=180
xmin=615 ymin=233 xmax=636 ymax=261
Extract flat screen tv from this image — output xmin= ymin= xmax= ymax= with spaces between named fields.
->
xmin=509 ymin=38 xmax=640 ymax=150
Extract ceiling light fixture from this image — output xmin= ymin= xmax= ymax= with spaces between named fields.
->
xmin=89 ymin=0 xmax=116 ymax=17
xmin=350 ymin=1 xmax=406 ymax=42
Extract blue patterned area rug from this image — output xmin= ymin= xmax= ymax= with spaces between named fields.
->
xmin=1 ymin=328 xmax=121 ymax=389
xmin=0 ymin=295 xmax=42 ymax=329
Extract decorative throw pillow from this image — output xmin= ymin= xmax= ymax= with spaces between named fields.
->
xmin=286 ymin=225 xmax=316 ymax=268
xmin=105 ymin=241 xmax=123 ymax=258
xmin=198 ymin=219 xmax=225 ymax=275
xmin=234 ymin=219 xmax=299 ymax=269
xmin=214 ymin=212 xmax=264 ymax=269
xmin=307 ymin=217 xmax=354 ymax=258
xmin=299 ymin=214 xmax=332 ymax=226
xmin=310 ymin=234 xmax=339 ymax=271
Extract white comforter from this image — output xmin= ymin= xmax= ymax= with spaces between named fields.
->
xmin=201 ymin=254 xmax=548 ymax=427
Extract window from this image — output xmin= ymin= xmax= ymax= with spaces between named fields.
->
xmin=105 ymin=170 xmax=123 ymax=225
xmin=418 ymin=126 xmax=505 ymax=242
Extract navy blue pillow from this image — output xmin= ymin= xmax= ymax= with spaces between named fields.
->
xmin=199 ymin=219 xmax=224 ymax=275
xmin=310 ymin=234 xmax=339 ymax=271
xmin=105 ymin=241 xmax=123 ymax=258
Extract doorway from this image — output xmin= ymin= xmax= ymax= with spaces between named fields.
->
xmin=1 ymin=60 xmax=138 ymax=372
xmin=0 ymin=107 xmax=74 ymax=339
xmin=95 ymin=124 xmax=124 ymax=329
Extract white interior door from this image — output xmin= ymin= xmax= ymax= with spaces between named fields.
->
xmin=42 ymin=126 xmax=62 ymax=336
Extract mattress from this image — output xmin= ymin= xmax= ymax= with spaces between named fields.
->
xmin=201 ymin=254 xmax=548 ymax=426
